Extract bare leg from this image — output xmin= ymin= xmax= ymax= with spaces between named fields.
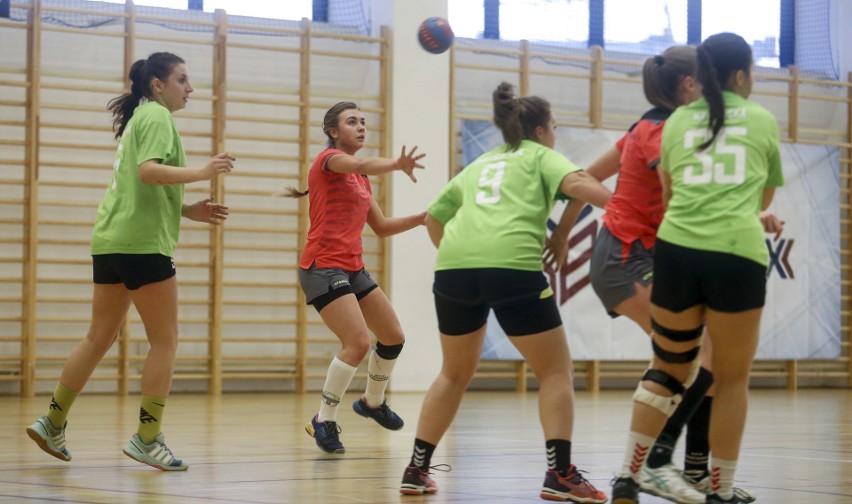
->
xmin=60 ymin=283 xmax=131 ymax=391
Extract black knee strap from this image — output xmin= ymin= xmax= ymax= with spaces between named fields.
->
xmin=376 ymin=342 xmax=404 ymax=360
xmin=641 ymin=369 xmax=686 ymax=396
xmin=651 ymin=318 xmax=703 ymax=342
xmin=652 ymin=339 xmax=701 ymax=364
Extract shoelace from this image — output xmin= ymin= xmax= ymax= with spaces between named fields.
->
xmin=567 ymin=467 xmax=594 ymax=485
xmin=319 ymin=421 xmax=342 ymax=439
xmin=378 ymin=402 xmax=395 ymax=418
xmin=426 ymin=463 xmax=452 ymax=475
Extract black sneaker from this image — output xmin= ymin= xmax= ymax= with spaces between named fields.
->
xmin=611 ymin=476 xmax=640 ymax=504
xmin=706 ymin=493 xmax=752 ymax=504
xmin=305 ymin=415 xmax=344 ymax=454
xmin=352 ymin=396 xmax=404 ymax=430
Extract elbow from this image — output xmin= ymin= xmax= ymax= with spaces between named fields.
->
xmin=138 ymin=170 xmax=156 ymax=184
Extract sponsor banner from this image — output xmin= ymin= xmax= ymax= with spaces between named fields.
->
xmin=460 ymin=121 xmax=840 ymax=360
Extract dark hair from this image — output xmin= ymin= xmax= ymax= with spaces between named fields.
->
xmin=492 ymin=81 xmax=552 ymax=151
xmin=282 ymin=102 xmax=360 ymax=199
xmin=695 ymin=33 xmax=753 ymax=151
xmin=322 ymin=101 xmax=359 ymax=148
xmin=642 ymin=45 xmax=697 ymax=112
xmin=107 ymin=52 xmax=185 ymax=140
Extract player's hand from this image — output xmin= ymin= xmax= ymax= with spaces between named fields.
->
xmin=759 ymin=211 xmax=785 ymax=241
xmin=395 ymin=146 xmax=426 ymax=183
xmin=543 ymin=233 xmax=569 ymax=272
xmin=201 ymin=152 xmax=235 ymax=180
xmin=184 ymin=198 xmax=229 ymax=224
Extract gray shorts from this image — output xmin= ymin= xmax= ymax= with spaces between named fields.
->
xmin=298 ymin=263 xmax=378 ymax=306
xmin=589 ymin=226 xmax=654 ymax=317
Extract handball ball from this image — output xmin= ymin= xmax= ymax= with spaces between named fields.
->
xmin=418 ymin=16 xmax=454 ymax=54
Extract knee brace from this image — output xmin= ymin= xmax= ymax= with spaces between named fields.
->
xmin=375 ymin=341 xmax=404 ymax=360
xmin=651 ymin=318 xmax=704 ymax=343
xmin=632 ymin=368 xmax=686 ymax=417
xmin=650 ymin=318 xmax=704 ymax=386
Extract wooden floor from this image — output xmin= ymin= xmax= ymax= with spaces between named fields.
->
xmin=1 ymin=389 xmax=850 ymax=503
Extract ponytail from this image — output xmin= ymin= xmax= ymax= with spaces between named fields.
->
xmin=492 ymin=81 xmax=552 ymax=151
xmin=694 ymin=33 xmax=752 ymax=151
xmin=107 ymin=52 xmax=185 ymax=141
xmin=695 ymin=45 xmax=725 ymax=151
xmin=280 ymin=185 xmax=309 ymax=198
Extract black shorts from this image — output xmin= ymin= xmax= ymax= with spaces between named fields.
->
xmin=433 ymin=268 xmax=562 ymax=336
xmin=92 ymin=254 xmax=176 ymax=291
xmin=651 ymin=239 xmax=767 ymax=313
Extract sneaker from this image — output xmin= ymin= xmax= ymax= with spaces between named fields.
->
xmin=638 ymin=463 xmax=705 ymax=504
xmin=305 ymin=415 xmax=345 ymax=454
xmin=706 ymin=493 xmax=752 ymax=504
xmin=26 ymin=416 xmax=71 ymax=461
xmin=122 ymin=433 xmax=188 ymax=471
xmin=352 ymin=397 xmax=404 ymax=431
xmin=540 ymin=465 xmax=607 ymax=503
xmin=399 ymin=463 xmax=450 ymax=495
xmin=611 ymin=477 xmax=640 ymax=504
xmin=692 ymin=477 xmax=756 ymax=503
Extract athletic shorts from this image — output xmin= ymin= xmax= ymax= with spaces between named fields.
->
xmin=589 ymin=226 xmax=654 ymax=317
xmin=651 ymin=239 xmax=767 ymax=313
xmin=298 ymin=263 xmax=378 ymax=311
xmin=92 ymin=254 xmax=176 ymax=291
xmin=433 ymin=268 xmax=562 ymax=336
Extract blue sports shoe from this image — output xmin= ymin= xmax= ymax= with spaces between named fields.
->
xmin=352 ymin=396 xmax=404 ymax=431
xmin=305 ymin=415 xmax=345 ymax=454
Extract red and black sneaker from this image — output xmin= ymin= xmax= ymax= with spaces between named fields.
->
xmin=540 ymin=465 xmax=608 ymax=503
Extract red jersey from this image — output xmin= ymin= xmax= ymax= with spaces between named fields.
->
xmin=602 ymin=108 xmax=671 ymax=252
xmin=299 ymin=148 xmax=373 ymax=270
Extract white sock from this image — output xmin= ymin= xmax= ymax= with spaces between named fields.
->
xmin=363 ymin=348 xmax=397 ymax=407
xmin=620 ymin=431 xmax=657 ymax=478
xmin=317 ymin=357 xmax=357 ymax=423
xmin=710 ymin=457 xmax=738 ymax=500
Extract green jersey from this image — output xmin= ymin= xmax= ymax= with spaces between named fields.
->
xmin=659 ymin=91 xmax=784 ymax=266
xmin=429 ymin=139 xmax=580 ymax=271
xmin=91 ymin=101 xmax=186 ymax=256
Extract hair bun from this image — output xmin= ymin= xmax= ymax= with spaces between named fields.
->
xmin=654 ymin=55 xmax=665 ymax=66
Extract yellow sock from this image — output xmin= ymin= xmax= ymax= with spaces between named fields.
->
xmin=137 ymin=395 xmax=167 ymax=444
xmin=46 ymin=383 xmax=79 ymax=429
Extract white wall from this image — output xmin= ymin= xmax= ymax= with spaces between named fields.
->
xmin=371 ymin=0 xmax=450 ymax=391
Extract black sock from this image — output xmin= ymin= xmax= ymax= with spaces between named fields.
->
xmin=684 ymin=395 xmax=712 ymax=482
xmin=645 ymin=366 xmax=713 ymax=469
xmin=410 ymin=438 xmax=436 ymax=471
xmin=546 ymin=439 xmax=572 ymax=475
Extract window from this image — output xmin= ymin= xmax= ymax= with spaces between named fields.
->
xmin=604 ymin=0 xmax=688 ymax=54
xmin=90 ymin=0 xmax=312 ymax=21
xmin=703 ymin=0 xmax=780 ymax=67
xmin=499 ymin=0 xmax=589 ymax=43
xmin=448 ymin=0 xmax=486 ymax=39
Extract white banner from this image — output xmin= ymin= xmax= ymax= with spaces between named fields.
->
xmin=460 ymin=121 xmax=841 ymax=360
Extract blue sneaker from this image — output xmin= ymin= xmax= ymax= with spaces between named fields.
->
xmin=352 ymin=397 xmax=404 ymax=431
xmin=27 ymin=416 xmax=71 ymax=461
xmin=123 ymin=433 xmax=188 ymax=471
xmin=305 ymin=415 xmax=345 ymax=454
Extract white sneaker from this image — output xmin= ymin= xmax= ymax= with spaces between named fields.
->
xmin=692 ymin=476 xmax=756 ymax=503
xmin=638 ymin=463 xmax=705 ymax=504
